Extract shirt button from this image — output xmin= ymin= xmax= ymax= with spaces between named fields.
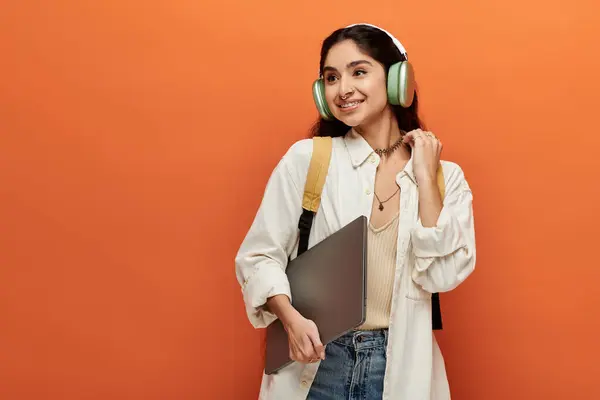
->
xmin=357 ymin=335 xmax=363 ymax=342
xmin=366 ymin=189 xmax=371 ymax=195
xmin=301 ymin=380 xmax=309 ymax=387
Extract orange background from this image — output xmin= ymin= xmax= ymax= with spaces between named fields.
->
xmin=1 ymin=1 xmax=599 ymax=399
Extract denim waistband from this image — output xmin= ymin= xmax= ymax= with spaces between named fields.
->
xmin=331 ymin=329 xmax=388 ymax=350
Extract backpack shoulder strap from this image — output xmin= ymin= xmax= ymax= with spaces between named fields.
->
xmin=432 ymin=161 xmax=445 ymax=330
xmin=436 ymin=162 xmax=445 ymax=199
xmin=297 ymin=137 xmax=332 ymax=255
xmin=302 ymin=137 xmax=333 ymax=212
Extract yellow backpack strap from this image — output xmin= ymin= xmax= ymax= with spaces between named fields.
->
xmin=436 ymin=162 xmax=445 ymax=200
xmin=302 ymin=136 xmax=333 ymax=212
xmin=297 ymin=136 xmax=332 ymax=255
xmin=433 ymin=161 xmax=446 ymax=331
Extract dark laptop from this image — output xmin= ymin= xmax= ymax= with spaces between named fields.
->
xmin=264 ymin=215 xmax=368 ymax=375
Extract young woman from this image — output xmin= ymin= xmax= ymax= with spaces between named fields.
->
xmin=235 ymin=23 xmax=476 ymax=400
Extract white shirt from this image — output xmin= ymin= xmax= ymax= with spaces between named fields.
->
xmin=235 ymin=129 xmax=476 ymax=400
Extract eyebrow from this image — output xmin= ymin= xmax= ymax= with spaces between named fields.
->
xmin=322 ymin=59 xmax=373 ymax=73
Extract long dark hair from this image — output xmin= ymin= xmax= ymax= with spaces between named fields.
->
xmin=310 ymin=25 xmax=424 ymax=138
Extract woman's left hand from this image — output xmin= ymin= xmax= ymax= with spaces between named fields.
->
xmin=403 ymin=129 xmax=442 ymax=185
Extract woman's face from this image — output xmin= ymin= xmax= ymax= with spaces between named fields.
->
xmin=322 ymin=39 xmax=389 ymax=127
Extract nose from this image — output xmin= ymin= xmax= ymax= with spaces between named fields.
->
xmin=338 ymin=76 xmax=354 ymax=99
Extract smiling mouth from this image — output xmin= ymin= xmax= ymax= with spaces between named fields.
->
xmin=338 ymin=100 xmax=364 ymax=110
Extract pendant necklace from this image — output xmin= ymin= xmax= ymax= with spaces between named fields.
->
xmin=372 ymin=133 xmax=403 ymax=211
xmin=374 ymin=186 xmax=400 ymax=211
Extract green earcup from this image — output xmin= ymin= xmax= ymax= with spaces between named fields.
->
xmin=312 ymin=79 xmax=335 ymax=121
xmin=387 ymin=61 xmax=415 ymax=107
xmin=312 ymin=61 xmax=415 ymax=120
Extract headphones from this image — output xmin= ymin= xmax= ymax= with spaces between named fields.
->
xmin=312 ymin=23 xmax=415 ymax=121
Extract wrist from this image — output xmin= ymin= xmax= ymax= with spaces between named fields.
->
xmin=280 ymin=306 xmax=302 ymax=329
xmin=266 ymin=294 xmax=301 ymax=328
xmin=417 ymin=174 xmax=437 ymax=189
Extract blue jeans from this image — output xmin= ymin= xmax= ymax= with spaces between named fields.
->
xmin=307 ymin=329 xmax=388 ymax=400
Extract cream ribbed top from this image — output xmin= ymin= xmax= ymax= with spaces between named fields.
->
xmin=356 ymin=212 xmax=399 ymax=331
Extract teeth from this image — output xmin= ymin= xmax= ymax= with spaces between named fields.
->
xmin=341 ymin=101 xmax=361 ymax=108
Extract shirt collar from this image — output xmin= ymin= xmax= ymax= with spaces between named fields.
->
xmin=343 ymin=128 xmax=374 ymax=167
xmin=402 ymin=154 xmax=418 ymax=185
xmin=343 ymin=129 xmax=418 ymax=184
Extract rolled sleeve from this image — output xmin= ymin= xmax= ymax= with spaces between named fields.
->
xmin=235 ymin=142 xmax=309 ymax=328
xmin=410 ymin=163 xmax=476 ymax=292
xmin=241 ymin=261 xmax=292 ymax=328
xmin=412 ymin=203 xmax=469 ymax=264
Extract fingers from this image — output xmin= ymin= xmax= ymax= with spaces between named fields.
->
xmin=402 ymin=129 xmax=419 ymax=147
xmin=404 ymin=129 xmax=424 ymax=139
xmin=287 ymin=337 xmax=310 ymax=363
xmin=287 ymin=320 xmax=325 ymax=364
xmin=307 ymin=328 xmax=325 ymax=360
xmin=403 ymin=129 xmax=428 ymax=147
xmin=300 ymin=324 xmax=323 ymax=363
xmin=288 ymin=337 xmax=311 ymax=363
xmin=299 ymin=333 xmax=314 ymax=361
xmin=403 ymin=129 xmax=441 ymax=151
xmin=297 ymin=334 xmax=321 ymax=363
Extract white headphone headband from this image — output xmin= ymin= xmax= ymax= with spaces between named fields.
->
xmin=345 ymin=23 xmax=408 ymax=59
xmin=318 ymin=23 xmax=408 ymax=76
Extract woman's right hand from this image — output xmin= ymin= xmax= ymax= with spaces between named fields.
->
xmin=266 ymin=294 xmax=325 ymax=363
xmin=284 ymin=314 xmax=325 ymax=363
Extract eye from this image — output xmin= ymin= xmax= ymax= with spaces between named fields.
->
xmin=354 ymin=69 xmax=367 ymax=76
xmin=325 ymin=74 xmax=338 ymax=83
